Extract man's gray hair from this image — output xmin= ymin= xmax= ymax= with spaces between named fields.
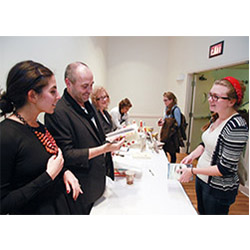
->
xmin=64 ymin=62 xmax=88 ymax=83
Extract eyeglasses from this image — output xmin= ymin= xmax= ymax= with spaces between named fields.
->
xmin=96 ymin=95 xmax=109 ymax=101
xmin=163 ymin=98 xmax=169 ymax=102
xmin=207 ymin=93 xmax=230 ymax=102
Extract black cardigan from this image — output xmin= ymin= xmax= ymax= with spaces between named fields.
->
xmin=201 ymin=114 xmax=248 ymax=200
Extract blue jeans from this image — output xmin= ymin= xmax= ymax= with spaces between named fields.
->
xmin=195 ymin=177 xmax=235 ymax=215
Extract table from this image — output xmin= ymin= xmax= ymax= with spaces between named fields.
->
xmin=91 ymin=147 xmax=197 ymax=215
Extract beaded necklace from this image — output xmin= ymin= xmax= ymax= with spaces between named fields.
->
xmin=14 ymin=112 xmax=59 ymax=155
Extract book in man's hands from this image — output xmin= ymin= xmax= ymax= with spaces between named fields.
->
xmin=106 ymin=124 xmax=138 ymax=143
xmin=167 ymin=163 xmax=193 ymax=180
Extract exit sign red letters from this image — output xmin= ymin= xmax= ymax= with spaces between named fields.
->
xmin=209 ymin=41 xmax=224 ymax=58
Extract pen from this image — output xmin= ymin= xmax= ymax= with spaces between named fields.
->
xmin=149 ymin=169 xmax=155 ymax=176
xmin=115 ymin=153 xmax=125 ymax=157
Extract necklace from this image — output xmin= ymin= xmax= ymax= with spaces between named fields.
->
xmin=14 ymin=112 xmax=59 ymax=155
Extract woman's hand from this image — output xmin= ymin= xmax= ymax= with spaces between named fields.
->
xmin=180 ymin=154 xmax=194 ymax=164
xmin=158 ymin=118 xmax=164 ymax=126
xmin=46 ymin=148 xmax=64 ymax=180
xmin=63 ymin=170 xmax=83 ymax=201
xmin=181 ymin=145 xmax=205 ymax=164
xmin=177 ymin=167 xmax=193 ymax=183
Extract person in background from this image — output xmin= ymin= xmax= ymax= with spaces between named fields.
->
xmin=179 ymin=77 xmax=248 ymax=215
xmin=91 ymin=86 xmax=116 ymax=179
xmin=91 ymin=86 xmax=114 ymax=134
xmin=110 ymin=98 xmax=132 ymax=130
xmin=0 ymin=60 xmax=82 ymax=215
xmin=158 ymin=91 xmax=181 ymax=163
xmin=45 ymin=62 xmax=124 ymax=214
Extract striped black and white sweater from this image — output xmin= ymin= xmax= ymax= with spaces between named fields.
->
xmin=206 ymin=114 xmax=248 ymax=199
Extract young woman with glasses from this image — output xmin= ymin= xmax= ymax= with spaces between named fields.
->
xmin=179 ymin=77 xmax=248 ymax=215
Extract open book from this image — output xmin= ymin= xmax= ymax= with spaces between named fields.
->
xmin=106 ymin=124 xmax=138 ymax=143
xmin=167 ymin=163 xmax=193 ymax=180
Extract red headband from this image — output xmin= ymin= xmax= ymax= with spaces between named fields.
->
xmin=223 ymin=76 xmax=243 ymax=104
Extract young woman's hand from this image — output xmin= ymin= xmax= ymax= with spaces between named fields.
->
xmin=177 ymin=167 xmax=193 ymax=183
xmin=158 ymin=118 xmax=164 ymax=126
xmin=181 ymin=144 xmax=204 ymax=165
xmin=180 ymin=154 xmax=194 ymax=164
xmin=63 ymin=170 xmax=83 ymax=200
xmin=46 ymin=148 xmax=64 ymax=180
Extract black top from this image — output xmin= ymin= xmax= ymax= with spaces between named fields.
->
xmin=98 ymin=110 xmax=114 ymax=134
xmin=0 ymin=119 xmax=75 ymax=214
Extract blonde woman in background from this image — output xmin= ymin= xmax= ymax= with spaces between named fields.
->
xmin=91 ymin=86 xmax=114 ymax=134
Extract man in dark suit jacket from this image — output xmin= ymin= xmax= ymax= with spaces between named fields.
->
xmin=45 ymin=62 xmax=123 ymax=214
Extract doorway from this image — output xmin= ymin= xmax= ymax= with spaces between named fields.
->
xmin=186 ymin=62 xmax=249 ymax=153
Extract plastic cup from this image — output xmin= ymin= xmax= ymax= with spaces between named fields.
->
xmin=125 ymin=170 xmax=135 ymax=185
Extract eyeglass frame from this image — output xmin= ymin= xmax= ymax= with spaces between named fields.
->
xmin=207 ymin=92 xmax=231 ymax=102
xmin=96 ymin=95 xmax=109 ymax=101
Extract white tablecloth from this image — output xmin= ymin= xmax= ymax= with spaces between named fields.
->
xmin=91 ymin=147 xmax=197 ymax=215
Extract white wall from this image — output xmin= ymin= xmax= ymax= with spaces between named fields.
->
xmin=0 ymin=36 xmax=108 ymax=124
xmin=0 ymin=36 xmax=107 ymax=96
xmin=166 ymin=36 xmax=249 ymax=113
xmin=2 ymin=36 xmax=247 ymax=127
xmin=106 ymin=36 xmax=249 ymax=132
xmin=106 ymin=36 xmax=170 ymax=130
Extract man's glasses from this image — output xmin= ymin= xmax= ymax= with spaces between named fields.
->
xmin=96 ymin=95 xmax=109 ymax=101
xmin=207 ymin=93 xmax=230 ymax=102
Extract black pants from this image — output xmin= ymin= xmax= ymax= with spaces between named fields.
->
xmin=195 ymin=177 xmax=235 ymax=215
xmin=169 ymin=152 xmax=176 ymax=163
xmin=163 ymin=145 xmax=177 ymax=163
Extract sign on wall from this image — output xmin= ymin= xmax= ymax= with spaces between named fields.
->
xmin=209 ymin=41 xmax=224 ymax=58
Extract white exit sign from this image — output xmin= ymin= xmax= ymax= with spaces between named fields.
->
xmin=209 ymin=41 xmax=224 ymax=58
